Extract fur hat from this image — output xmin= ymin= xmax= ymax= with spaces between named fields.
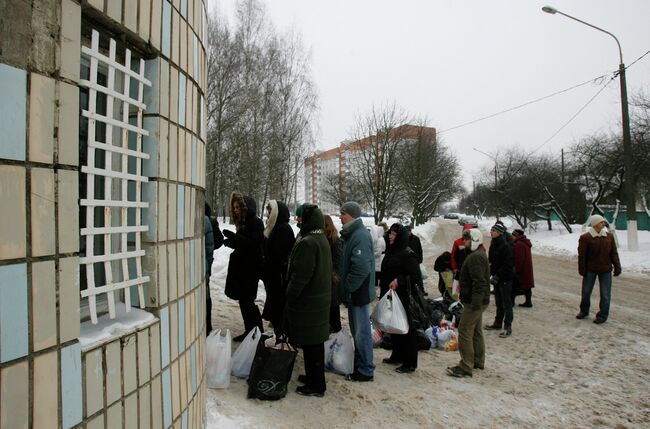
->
xmin=341 ymin=201 xmax=362 ymax=218
xmin=491 ymin=223 xmax=506 ymax=234
xmin=463 ymin=228 xmax=484 ymax=251
xmin=589 ymin=214 xmax=607 ymax=227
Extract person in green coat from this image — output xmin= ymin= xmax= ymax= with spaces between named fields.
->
xmin=447 ymin=228 xmax=491 ymax=378
xmin=286 ymin=204 xmax=332 ymax=397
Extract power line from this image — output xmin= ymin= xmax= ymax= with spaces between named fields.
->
xmin=440 ymin=49 xmax=650 ymax=136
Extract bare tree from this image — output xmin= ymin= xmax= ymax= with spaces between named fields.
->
xmin=397 ymin=125 xmax=462 ymax=225
xmin=320 ymin=172 xmax=365 ymax=209
xmin=346 ymin=103 xmax=411 ymax=223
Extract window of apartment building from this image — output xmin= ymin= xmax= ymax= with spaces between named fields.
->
xmin=78 ymin=23 xmax=152 ymax=324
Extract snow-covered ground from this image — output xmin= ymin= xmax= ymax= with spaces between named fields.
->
xmin=473 ymin=217 xmax=650 ymax=273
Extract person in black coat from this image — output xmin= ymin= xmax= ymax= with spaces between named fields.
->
xmin=486 ymin=223 xmax=515 ymax=337
xmin=223 ymin=192 xmax=265 ymax=342
xmin=406 ymin=225 xmax=426 ymax=295
xmin=261 ymin=200 xmax=296 ymax=335
xmin=379 ymin=223 xmax=422 ymax=373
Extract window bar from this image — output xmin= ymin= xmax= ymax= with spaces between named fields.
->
xmin=135 ymin=57 xmax=147 ymax=309
xmin=120 ymin=47 xmax=133 ymax=313
xmin=85 ymin=29 xmax=100 ymax=324
xmin=103 ymin=37 xmax=117 ymax=320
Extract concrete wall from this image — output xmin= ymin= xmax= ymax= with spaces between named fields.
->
xmin=0 ymin=1 xmax=209 ymax=427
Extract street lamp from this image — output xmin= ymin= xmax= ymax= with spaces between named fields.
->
xmin=542 ymin=5 xmax=638 ymax=251
xmin=473 ymin=147 xmax=499 ymax=219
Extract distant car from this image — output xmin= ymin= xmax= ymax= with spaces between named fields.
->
xmin=458 ymin=217 xmax=479 ymax=227
xmin=443 ymin=213 xmax=459 ymax=220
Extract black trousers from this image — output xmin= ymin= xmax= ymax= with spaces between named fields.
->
xmin=329 ymin=304 xmax=341 ymax=333
xmin=302 ymin=343 xmax=326 ymax=392
xmin=389 ymin=327 xmax=418 ymax=368
xmin=206 ymin=274 xmax=212 ymax=334
xmin=239 ymin=298 xmax=263 ymax=334
xmin=494 ymin=280 xmax=513 ymax=327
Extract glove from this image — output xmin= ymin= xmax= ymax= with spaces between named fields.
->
xmin=223 ymin=229 xmax=235 ymax=239
xmin=490 ymin=275 xmax=499 ymax=286
xmin=614 ymin=268 xmax=621 ymax=277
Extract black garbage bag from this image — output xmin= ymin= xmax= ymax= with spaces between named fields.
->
xmin=247 ymin=340 xmax=297 ymax=401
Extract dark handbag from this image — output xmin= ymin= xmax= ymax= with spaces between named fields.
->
xmin=247 ymin=339 xmax=297 ymax=401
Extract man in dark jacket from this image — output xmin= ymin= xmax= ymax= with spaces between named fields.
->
xmin=223 ymin=192 xmax=265 ymax=342
xmin=447 ymin=228 xmax=490 ymax=378
xmin=338 ymin=201 xmax=375 ymax=382
xmin=576 ymin=214 xmax=621 ymax=324
xmin=486 ymin=223 xmax=515 ymax=337
xmin=286 ymin=205 xmax=332 ymax=397
xmin=261 ymin=200 xmax=296 ymax=335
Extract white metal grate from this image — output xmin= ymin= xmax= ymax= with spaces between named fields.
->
xmin=79 ymin=30 xmax=153 ymax=324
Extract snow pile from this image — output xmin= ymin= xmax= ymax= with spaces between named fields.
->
xmin=79 ymin=302 xmax=156 ymax=349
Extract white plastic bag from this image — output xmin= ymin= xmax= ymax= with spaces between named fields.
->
xmin=419 ymin=264 xmax=429 ymax=280
xmin=451 ymin=279 xmax=460 ymax=299
xmin=371 ymin=289 xmax=409 ymax=334
xmin=324 ymin=328 xmax=354 ymax=375
xmin=231 ymin=327 xmax=261 ymax=378
xmin=206 ymin=329 xmax=231 ymax=388
xmin=436 ymin=328 xmax=458 ymax=351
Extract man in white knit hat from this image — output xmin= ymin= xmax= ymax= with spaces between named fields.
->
xmin=576 ymin=214 xmax=622 ymax=324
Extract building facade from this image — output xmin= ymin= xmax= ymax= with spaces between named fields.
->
xmin=0 ymin=1 xmax=208 ymax=428
xmin=304 ymin=125 xmax=436 ymax=215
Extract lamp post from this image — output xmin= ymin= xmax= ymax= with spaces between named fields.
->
xmin=542 ymin=5 xmax=638 ymax=251
xmin=473 ymin=147 xmax=499 ymax=219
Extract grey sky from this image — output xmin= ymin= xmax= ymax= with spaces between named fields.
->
xmin=210 ymin=0 xmax=650 ymax=189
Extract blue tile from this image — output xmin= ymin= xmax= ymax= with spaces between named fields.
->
xmin=143 ymin=117 xmax=160 ymax=178
xmin=160 ymin=307 xmax=170 ymax=367
xmin=178 ymin=73 xmax=186 ymax=127
xmin=0 ymin=64 xmax=26 ymax=161
xmin=142 ymin=181 xmax=158 ymax=242
xmin=162 ymin=1 xmax=172 ymax=58
xmin=0 ymin=263 xmax=28 ymax=362
xmin=177 ymin=184 xmax=184 ymax=239
xmin=178 ymin=297 xmax=185 ymax=354
xmin=144 ymin=58 xmax=160 ymax=115
xmin=189 ymin=239 xmax=195 ymax=290
xmin=61 ymin=343 xmax=82 ymax=429
xmin=191 ymin=136 xmax=197 ymax=185
xmin=190 ymin=343 xmax=197 ymax=394
xmin=197 ymin=286 xmax=202 ymax=331
xmin=181 ymin=0 xmax=187 ymax=18
xmin=182 ymin=409 xmax=187 ymax=429
xmin=162 ymin=368 xmax=172 ymax=428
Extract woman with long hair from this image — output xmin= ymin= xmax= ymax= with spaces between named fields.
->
xmin=323 ymin=215 xmax=343 ymax=333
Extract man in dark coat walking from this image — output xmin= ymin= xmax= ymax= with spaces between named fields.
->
xmin=486 ymin=223 xmax=515 ymax=337
xmin=286 ymin=204 xmax=332 ymax=397
xmin=223 ymin=192 xmax=265 ymax=342
xmin=576 ymin=214 xmax=621 ymax=324
xmin=261 ymin=200 xmax=296 ymax=334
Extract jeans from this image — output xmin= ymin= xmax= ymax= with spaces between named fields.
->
xmin=347 ymin=304 xmax=375 ymax=376
xmin=457 ymin=304 xmax=488 ymax=374
xmin=580 ymin=271 xmax=612 ymax=321
xmin=494 ymin=280 xmax=513 ymax=327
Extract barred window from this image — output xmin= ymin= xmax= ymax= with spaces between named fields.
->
xmin=78 ymin=28 xmax=152 ymax=324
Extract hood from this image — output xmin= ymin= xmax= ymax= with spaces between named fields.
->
xmin=230 ymin=192 xmax=257 ymax=230
xmin=264 ymin=200 xmax=291 ymax=238
xmin=243 ymin=195 xmax=257 ymax=218
xmin=386 ymin=223 xmax=409 ymax=255
xmin=299 ymin=204 xmax=324 ymax=234
xmin=514 ymin=235 xmax=532 ymax=248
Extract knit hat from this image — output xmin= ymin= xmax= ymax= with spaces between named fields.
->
xmin=462 ymin=224 xmax=474 ymax=231
xmin=589 ymin=214 xmax=607 ymax=227
xmin=512 ymin=228 xmax=524 ymax=237
xmin=491 ymin=223 xmax=506 ymax=234
xmin=295 ymin=203 xmax=304 ymax=217
xmin=463 ymin=228 xmax=484 ymax=251
xmin=340 ymin=201 xmax=362 ymax=218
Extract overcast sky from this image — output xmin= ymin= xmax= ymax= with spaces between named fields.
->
xmin=210 ymin=0 xmax=650 ymax=189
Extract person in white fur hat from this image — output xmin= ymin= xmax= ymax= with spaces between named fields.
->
xmin=576 ymin=214 xmax=622 ymax=324
xmin=447 ymin=228 xmax=490 ymax=378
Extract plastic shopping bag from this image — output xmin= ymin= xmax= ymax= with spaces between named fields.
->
xmin=324 ymin=329 xmax=354 ymax=375
xmin=206 ymin=329 xmax=231 ymax=388
xmin=451 ymin=279 xmax=460 ymax=300
xmin=371 ymin=289 xmax=409 ymax=334
xmin=436 ymin=328 xmax=458 ymax=351
xmin=231 ymin=327 xmax=261 ymax=378
xmin=247 ymin=341 xmax=297 ymax=401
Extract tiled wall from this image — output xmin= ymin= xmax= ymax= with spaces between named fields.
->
xmin=0 ymin=1 xmax=208 ymax=428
